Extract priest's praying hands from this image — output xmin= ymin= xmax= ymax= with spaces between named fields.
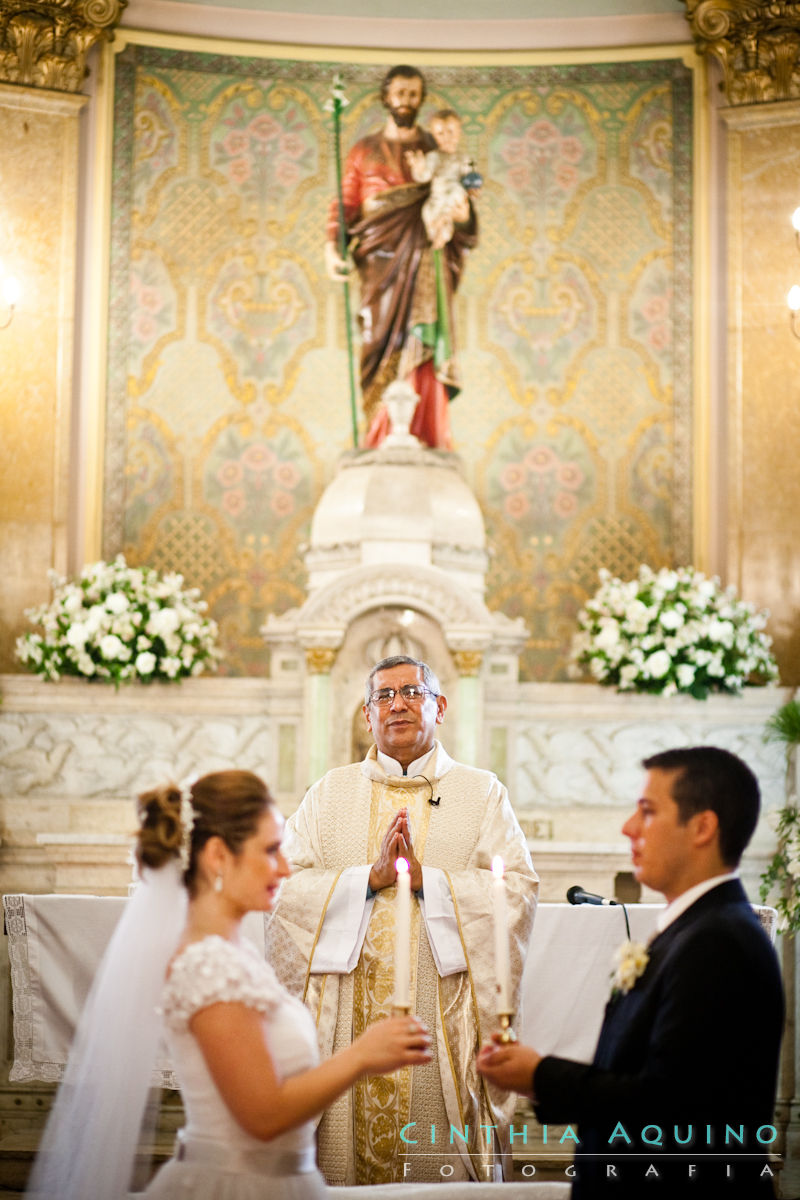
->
xmin=368 ymin=806 xmax=422 ymax=892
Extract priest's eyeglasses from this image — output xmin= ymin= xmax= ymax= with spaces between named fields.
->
xmin=369 ymin=685 xmax=437 ymax=707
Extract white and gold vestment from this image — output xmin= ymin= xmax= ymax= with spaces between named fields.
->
xmin=267 ymin=741 xmax=538 ymax=1185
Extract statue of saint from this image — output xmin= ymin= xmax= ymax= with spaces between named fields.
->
xmin=326 ymin=65 xmax=479 ymax=450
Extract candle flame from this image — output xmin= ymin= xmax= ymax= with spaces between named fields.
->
xmin=491 ymin=855 xmax=504 ymax=878
xmin=396 ymin=856 xmax=410 ymax=874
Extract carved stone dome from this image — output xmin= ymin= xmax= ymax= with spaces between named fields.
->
xmin=306 ymin=442 xmax=488 ymax=597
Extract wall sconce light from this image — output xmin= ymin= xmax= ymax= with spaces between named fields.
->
xmin=788 ymin=208 xmax=800 ymax=339
xmin=0 ymin=259 xmax=20 ymax=330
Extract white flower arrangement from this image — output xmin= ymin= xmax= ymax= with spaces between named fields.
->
xmin=16 ymin=556 xmax=221 ymax=686
xmin=569 ymin=565 xmax=778 ymax=699
xmin=610 ymin=940 xmax=649 ymax=996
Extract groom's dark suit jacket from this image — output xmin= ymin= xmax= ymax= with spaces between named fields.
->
xmin=534 ymin=880 xmax=784 ymax=1199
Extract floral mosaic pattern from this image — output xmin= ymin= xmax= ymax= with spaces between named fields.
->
xmin=106 ymin=51 xmax=693 ymax=677
xmin=128 ymin=251 xmax=178 ymax=373
xmin=210 ymin=90 xmax=318 ymax=199
xmin=490 ymin=103 xmax=597 ymax=220
xmin=488 ymin=260 xmax=597 ymax=387
xmin=204 ymin=253 xmax=316 ymax=389
xmin=629 ymin=259 xmax=672 ymax=381
xmin=628 ymin=87 xmax=673 ymax=216
xmin=490 ymin=431 xmax=593 ymax=546
xmin=205 ymin=428 xmax=310 ymax=532
xmin=133 ymin=78 xmax=179 ymax=189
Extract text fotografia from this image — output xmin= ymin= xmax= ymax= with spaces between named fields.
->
xmin=399 ymin=1161 xmax=779 ymax=1182
xmin=398 ymin=1123 xmax=780 ymax=1183
xmin=398 ymin=1122 xmax=779 ymax=1148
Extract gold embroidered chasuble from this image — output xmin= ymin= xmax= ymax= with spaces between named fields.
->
xmin=267 ymin=742 xmax=538 ymax=1185
xmin=353 ymin=774 xmax=433 ymax=1181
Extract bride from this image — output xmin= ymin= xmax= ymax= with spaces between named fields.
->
xmin=26 ymin=770 xmax=431 ymax=1199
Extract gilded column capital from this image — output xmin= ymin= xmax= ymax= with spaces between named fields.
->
xmin=684 ymin=0 xmax=800 ymax=105
xmin=0 ymin=0 xmax=127 ymax=93
xmin=452 ymin=649 xmax=483 ymax=677
xmin=305 ymin=646 xmax=338 ymax=674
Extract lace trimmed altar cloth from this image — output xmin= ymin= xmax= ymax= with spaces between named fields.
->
xmin=3 ymin=894 xmax=666 ymax=1085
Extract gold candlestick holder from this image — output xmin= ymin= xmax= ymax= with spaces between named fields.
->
xmin=496 ymin=1012 xmax=516 ymax=1043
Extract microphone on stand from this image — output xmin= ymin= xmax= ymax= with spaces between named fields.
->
xmin=566 ymin=885 xmax=618 ymax=907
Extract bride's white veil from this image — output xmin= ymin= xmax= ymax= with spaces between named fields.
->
xmin=26 ymin=859 xmax=187 ymax=1200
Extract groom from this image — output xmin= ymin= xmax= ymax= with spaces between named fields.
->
xmin=478 ymin=746 xmax=784 ymax=1199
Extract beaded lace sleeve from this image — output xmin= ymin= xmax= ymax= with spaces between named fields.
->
xmin=161 ymin=936 xmax=283 ymax=1032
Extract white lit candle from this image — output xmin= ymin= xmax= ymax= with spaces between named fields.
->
xmin=394 ymin=856 xmax=411 ymax=1009
xmin=491 ymin=855 xmax=512 ymax=1014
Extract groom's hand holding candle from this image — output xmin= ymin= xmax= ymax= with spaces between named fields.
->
xmin=477 ymin=1035 xmax=542 ymax=1096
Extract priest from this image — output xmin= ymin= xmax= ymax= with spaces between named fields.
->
xmin=267 ymin=654 xmax=538 ymax=1184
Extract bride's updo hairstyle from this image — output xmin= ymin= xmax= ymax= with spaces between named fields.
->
xmin=136 ymin=770 xmax=274 ymax=893
xmin=135 ymin=781 xmax=182 ymax=871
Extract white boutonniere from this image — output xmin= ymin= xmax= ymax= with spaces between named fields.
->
xmin=610 ymin=940 xmax=649 ymax=997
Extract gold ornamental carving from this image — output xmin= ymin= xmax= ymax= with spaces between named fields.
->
xmin=0 ymin=0 xmax=127 ymax=93
xmin=452 ymin=649 xmax=483 ymax=676
xmin=305 ymin=646 xmax=337 ymax=674
xmin=684 ymin=0 xmax=800 ymax=105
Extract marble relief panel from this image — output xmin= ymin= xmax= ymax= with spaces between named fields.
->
xmin=514 ymin=715 xmax=785 ymax=813
xmin=0 ymin=711 xmax=276 ymax=799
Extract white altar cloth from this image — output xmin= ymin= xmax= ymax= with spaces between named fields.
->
xmin=519 ymin=901 xmax=660 ymax=1060
xmin=3 ymin=893 xmax=662 ymax=1085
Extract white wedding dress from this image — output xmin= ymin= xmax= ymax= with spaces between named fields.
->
xmin=144 ymin=935 xmax=327 ymax=1200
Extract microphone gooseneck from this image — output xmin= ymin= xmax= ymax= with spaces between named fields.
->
xmin=567 ymin=885 xmax=631 ymax=939
xmin=566 ymin=884 xmax=617 ymax=907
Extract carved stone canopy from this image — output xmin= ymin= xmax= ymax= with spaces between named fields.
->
xmin=684 ymin=0 xmax=800 ymax=105
xmin=0 ymin=0 xmax=126 ymax=93
xmin=262 ymin=561 xmax=528 ymax=663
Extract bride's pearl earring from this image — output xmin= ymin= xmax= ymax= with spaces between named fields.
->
xmin=214 ymin=873 xmax=223 ymax=894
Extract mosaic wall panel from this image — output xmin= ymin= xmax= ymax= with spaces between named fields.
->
xmin=105 ymin=49 xmax=693 ymax=677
